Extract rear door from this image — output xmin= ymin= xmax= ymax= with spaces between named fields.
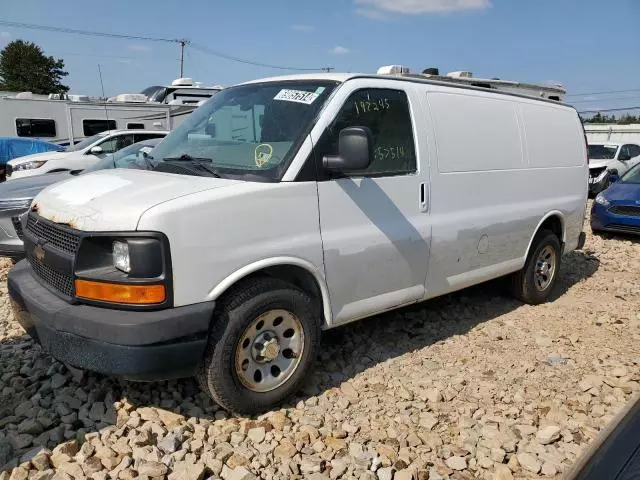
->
xmin=312 ymin=80 xmax=431 ymax=324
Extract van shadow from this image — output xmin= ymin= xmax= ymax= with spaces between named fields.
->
xmin=0 ymin=250 xmax=599 ymax=469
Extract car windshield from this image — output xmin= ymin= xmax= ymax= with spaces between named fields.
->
xmin=82 ymin=139 xmax=162 ymax=173
xmin=66 ymin=132 xmax=108 ymax=152
xmin=588 ymin=144 xmax=618 ymax=160
xmin=620 ymin=163 xmax=640 ymax=184
xmin=149 ymin=81 xmax=338 ymax=181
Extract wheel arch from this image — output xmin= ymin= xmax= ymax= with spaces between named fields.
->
xmin=207 ymin=257 xmax=332 ymax=328
xmin=524 ymin=211 xmax=565 ymax=260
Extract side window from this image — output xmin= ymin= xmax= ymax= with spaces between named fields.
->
xmin=95 ymin=137 xmax=117 ymax=154
xmin=15 ymin=119 xmax=57 ymax=137
xmin=323 ymin=88 xmax=416 ymax=177
xmin=628 ymin=145 xmax=640 ymax=158
xmin=83 ymin=119 xmax=117 ymax=136
xmin=127 ymin=123 xmax=145 ymax=130
xmin=115 ymin=134 xmax=135 ymax=151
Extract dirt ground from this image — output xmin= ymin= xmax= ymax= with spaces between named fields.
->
xmin=1 ymin=207 xmax=639 ymax=480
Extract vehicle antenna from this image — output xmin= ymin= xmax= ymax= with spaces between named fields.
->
xmin=97 ymin=64 xmax=111 ymax=133
xmin=178 ymin=39 xmax=191 ymax=78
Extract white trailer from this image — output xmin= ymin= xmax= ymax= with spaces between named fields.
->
xmin=0 ymin=78 xmax=222 ymax=145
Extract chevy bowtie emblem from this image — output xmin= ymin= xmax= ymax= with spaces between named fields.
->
xmin=34 ymin=244 xmax=45 ymax=262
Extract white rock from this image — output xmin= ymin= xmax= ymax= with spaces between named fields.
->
xmin=445 ymin=456 xmax=467 ymax=471
xmin=536 ymin=425 xmax=561 ymax=445
xmin=517 ymin=452 xmax=541 ymax=473
xmin=247 ymin=427 xmax=266 ymax=444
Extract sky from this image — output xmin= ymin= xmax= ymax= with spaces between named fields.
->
xmin=2 ymin=0 xmax=640 ymax=115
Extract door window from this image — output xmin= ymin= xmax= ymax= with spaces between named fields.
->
xmin=623 ymin=144 xmax=640 ymax=159
xmin=134 ymin=133 xmax=165 ymax=143
xmin=96 ymin=134 xmax=134 ymax=154
xmin=321 ymin=88 xmax=416 ymax=177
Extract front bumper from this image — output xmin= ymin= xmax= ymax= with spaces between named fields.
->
xmin=8 ymin=260 xmax=215 ymax=380
xmin=590 ymin=202 xmax=640 ymax=235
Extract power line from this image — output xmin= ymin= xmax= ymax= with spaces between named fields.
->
xmin=566 ymin=88 xmax=640 ymax=98
xmin=0 ymin=20 xmax=178 ymax=43
xmin=571 ymin=96 xmax=640 ymax=104
xmin=190 ymin=42 xmax=330 ymax=72
xmin=578 ymin=106 xmax=640 ymax=114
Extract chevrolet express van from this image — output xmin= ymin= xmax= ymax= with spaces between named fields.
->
xmin=9 ymin=71 xmax=588 ymax=414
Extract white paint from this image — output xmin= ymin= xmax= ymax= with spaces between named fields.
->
xmin=46 ymin=175 xmax=132 ymax=205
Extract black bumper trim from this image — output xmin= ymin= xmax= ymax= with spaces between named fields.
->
xmin=0 ymin=243 xmax=25 ymax=260
xmin=8 ymin=260 xmax=214 ymax=380
xmin=576 ymin=232 xmax=586 ymax=250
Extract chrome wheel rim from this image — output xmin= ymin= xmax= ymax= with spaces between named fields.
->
xmin=234 ymin=309 xmax=305 ymax=393
xmin=534 ymin=245 xmax=557 ymax=291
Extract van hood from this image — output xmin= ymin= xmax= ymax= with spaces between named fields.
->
xmin=33 ymin=169 xmax=240 ymax=231
xmin=8 ymin=150 xmax=72 ymax=166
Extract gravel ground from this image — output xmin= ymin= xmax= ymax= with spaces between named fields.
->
xmin=1 ymin=211 xmax=639 ymax=480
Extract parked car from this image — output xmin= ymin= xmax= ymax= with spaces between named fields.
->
xmin=591 ymin=162 xmax=640 ymax=235
xmin=564 ymin=394 xmax=640 ymax=479
xmin=8 ymin=72 xmax=588 ymax=414
xmin=0 ymin=137 xmax=64 ymax=180
xmin=0 ymin=138 xmax=162 ymax=258
xmin=6 ymin=129 xmax=168 ymax=180
xmin=588 ymin=142 xmax=640 ymax=195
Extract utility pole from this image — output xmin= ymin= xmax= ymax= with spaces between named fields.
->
xmin=177 ymin=39 xmax=191 ymax=78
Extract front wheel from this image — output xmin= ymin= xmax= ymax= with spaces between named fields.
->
xmin=510 ymin=230 xmax=562 ymax=305
xmin=198 ymin=278 xmax=321 ymax=414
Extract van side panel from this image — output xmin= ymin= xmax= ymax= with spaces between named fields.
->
xmin=424 ymin=88 xmax=586 ymax=299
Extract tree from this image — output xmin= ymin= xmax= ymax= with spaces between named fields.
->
xmin=0 ymin=40 xmax=69 ymax=94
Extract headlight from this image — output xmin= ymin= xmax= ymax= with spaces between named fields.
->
xmin=14 ymin=161 xmax=47 ymax=171
xmin=113 ymin=241 xmax=131 ymax=273
xmin=595 ymin=193 xmax=610 ymax=206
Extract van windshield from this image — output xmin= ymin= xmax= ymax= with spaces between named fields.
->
xmin=588 ymin=144 xmax=618 ymax=160
xmin=150 ymin=81 xmax=338 ymax=181
xmin=620 ymin=163 xmax=640 ymax=184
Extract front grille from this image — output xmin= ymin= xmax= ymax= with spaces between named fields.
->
xmin=26 ymin=214 xmax=80 ymax=254
xmin=11 ymin=216 xmax=24 ymax=240
xmin=609 ymin=205 xmax=640 ymax=217
xmin=27 ymin=252 xmax=74 ymax=297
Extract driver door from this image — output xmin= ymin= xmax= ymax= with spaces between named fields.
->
xmin=312 ymin=81 xmax=431 ymax=325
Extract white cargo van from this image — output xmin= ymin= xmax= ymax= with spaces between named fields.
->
xmin=9 ymin=71 xmax=588 ymax=414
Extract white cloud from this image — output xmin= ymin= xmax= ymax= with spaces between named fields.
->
xmin=355 ymin=0 xmax=491 ymax=16
xmin=330 ymin=46 xmax=351 ymax=55
xmin=0 ymin=32 xmax=10 ymax=38
xmin=292 ymin=24 xmax=316 ymax=33
xmin=127 ymin=44 xmax=152 ymax=52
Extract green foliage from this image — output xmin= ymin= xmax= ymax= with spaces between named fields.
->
xmin=584 ymin=112 xmax=640 ymax=124
xmin=0 ymin=40 xmax=69 ymax=94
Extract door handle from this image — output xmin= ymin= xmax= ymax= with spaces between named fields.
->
xmin=419 ymin=182 xmax=428 ymax=213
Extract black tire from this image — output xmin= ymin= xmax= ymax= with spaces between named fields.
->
xmin=510 ymin=230 xmax=562 ymax=305
xmin=197 ymin=277 xmax=321 ymax=414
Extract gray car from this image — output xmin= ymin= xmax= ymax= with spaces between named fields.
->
xmin=0 ymin=137 xmax=163 ymax=259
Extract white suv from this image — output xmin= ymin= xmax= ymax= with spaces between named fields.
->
xmin=6 ymin=129 xmax=168 ymax=180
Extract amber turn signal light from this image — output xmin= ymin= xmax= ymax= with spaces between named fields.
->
xmin=75 ymin=280 xmax=166 ymax=304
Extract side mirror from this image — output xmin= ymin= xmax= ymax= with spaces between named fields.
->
xmin=90 ymin=145 xmax=103 ymax=155
xmin=323 ymin=127 xmax=373 ymax=171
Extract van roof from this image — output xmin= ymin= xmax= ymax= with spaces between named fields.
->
xmin=241 ymin=73 xmax=570 ymax=107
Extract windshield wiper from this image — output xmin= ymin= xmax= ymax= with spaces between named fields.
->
xmin=163 ymin=154 xmax=213 ymax=162
xmin=163 ymin=154 xmax=222 ymax=178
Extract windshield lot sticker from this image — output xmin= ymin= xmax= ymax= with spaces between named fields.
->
xmin=274 ymin=89 xmax=319 ymax=105
xmin=255 ymin=143 xmax=273 ymax=167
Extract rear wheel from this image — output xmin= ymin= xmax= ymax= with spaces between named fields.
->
xmin=197 ymin=277 xmax=321 ymax=414
xmin=510 ymin=230 xmax=561 ymax=305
